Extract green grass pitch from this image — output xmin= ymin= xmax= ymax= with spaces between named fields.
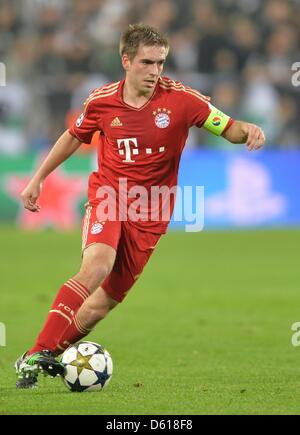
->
xmin=0 ymin=226 xmax=300 ymax=415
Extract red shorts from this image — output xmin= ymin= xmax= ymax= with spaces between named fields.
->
xmin=82 ymin=204 xmax=161 ymax=302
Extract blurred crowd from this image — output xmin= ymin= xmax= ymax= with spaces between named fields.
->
xmin=1 ymin=0 xmax=300 ymax=154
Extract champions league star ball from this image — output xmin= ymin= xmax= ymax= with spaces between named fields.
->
xmin=61 ymin=341 xmax=113 ymax=392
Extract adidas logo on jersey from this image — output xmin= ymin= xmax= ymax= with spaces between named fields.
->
xmin=111 ymin=117 xmax=123 ymax=127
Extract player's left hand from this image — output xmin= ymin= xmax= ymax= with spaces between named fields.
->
xmin=245 ymin=123 xmax=265 ymax=151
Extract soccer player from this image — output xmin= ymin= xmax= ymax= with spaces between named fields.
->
xmin=15 ymin=24 xmax=265 ymax=388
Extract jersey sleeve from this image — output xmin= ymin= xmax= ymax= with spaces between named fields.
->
xmin=185 ymin=89 xmax=234 ymax=136
xmin=69 ymin=96 xmax=100 ymax=144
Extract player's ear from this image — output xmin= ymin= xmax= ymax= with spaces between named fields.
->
xmin=122 ymin=54 xmax=131 ymax=72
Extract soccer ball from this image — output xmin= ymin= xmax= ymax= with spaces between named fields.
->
xmin=61 ymin=341 xmax=113 ymax=392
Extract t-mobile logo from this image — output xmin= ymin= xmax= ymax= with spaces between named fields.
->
xmin=117 ymin=138 xmax=139 ymax=163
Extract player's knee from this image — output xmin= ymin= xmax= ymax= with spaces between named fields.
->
xmin=79 ymin=244 xmax=116 ymax=288
xmin=79 ymin=260 xmax=111 ymax=289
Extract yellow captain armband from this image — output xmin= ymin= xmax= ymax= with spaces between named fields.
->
xmin=203 ymin=105 xmax=231 ymax=136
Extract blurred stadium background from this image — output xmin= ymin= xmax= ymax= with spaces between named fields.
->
xmin=0 ymin=0 xmax=300 ymax=228
xmin=1 ymin=0 xmax=300 ymax=415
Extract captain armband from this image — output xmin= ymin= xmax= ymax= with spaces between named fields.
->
xmin=203 ymin=105 xmax=231 ymax=136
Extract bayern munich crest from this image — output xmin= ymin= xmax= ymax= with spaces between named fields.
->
xmin=153 ymin=108 xmax=171 ymax=129
xmin=91 ymin=221 xmax=104 ymax=235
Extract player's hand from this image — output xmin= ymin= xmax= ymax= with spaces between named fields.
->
xmin=21 ymin=181 xmax=42 ymax=212
xmin=245 ymin=123 xmax=265 ymax=151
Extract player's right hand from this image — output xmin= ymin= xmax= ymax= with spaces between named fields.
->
xmin=21 ymin=181 xmax=42 ymax=212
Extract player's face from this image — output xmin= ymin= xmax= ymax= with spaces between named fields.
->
xmin=123 ymin=44 xmax=168 ymax=95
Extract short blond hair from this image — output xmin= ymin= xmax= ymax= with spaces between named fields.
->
xmin=119 ymin=24 xmax=169 ymax=60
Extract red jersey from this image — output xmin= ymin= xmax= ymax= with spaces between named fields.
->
xmin=69 ymin=76 xmax=233 ymax=234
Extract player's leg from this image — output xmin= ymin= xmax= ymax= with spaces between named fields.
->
xmin=16 ymin=205 xmax=121 ymax=388
xmin=16 ymin=242 xmax=116 ymax=389
xmin=77 ymin=285 xmax=119 ymax=329
xmin=29 ymin=243 xmax=116 ymax=353
xmin=56 ymin=286 xmax=119 ymax=353
xmin=60 ymin=223 xmax=162 ymax=338
xmin=55 ymin=224 xmax=161 ymax=354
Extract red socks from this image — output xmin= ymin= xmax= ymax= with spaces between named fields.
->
xmin=56 ymin=314 xmax=92 ymax=354
xmin=28 ymin=279 xmax=90 ymax=355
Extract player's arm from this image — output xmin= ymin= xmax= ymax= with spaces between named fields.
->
xmin=201 ymin=104 xmax=265 ymax=150
xmin=21 ymin=130 xmax=82 ymax=212
xmin=222 ymin=120 xmax=265 ymax=151
xmin=184 ymin=85 xmax=266 ymax=150
xmin=22 ymin=93 xmax=99 ymax=212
